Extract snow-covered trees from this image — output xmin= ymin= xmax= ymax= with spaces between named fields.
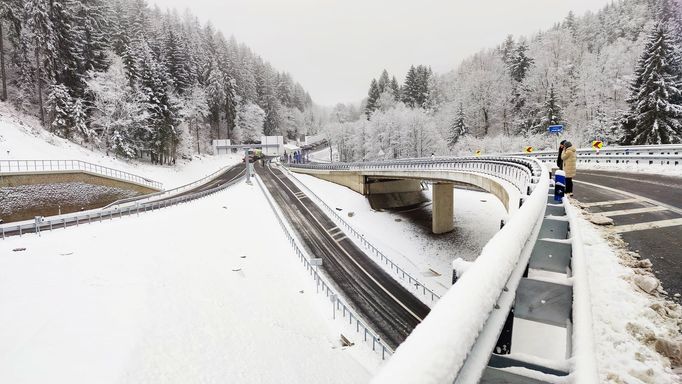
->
xmin=0 ymin=0 xmax=314 ymax=163
xmin=619 ymin=22 xmax=682 ymax=144
xmin=448 ymin=104 xmax=468 ymax=147
xmin=86 ymin=56 xmax=148 ymax=157
xmin=233 ymin=102 xmax=264 ymax=143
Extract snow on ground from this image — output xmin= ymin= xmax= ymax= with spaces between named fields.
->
xmin=291 ymin=172 xmax=507 ymax=295
xmin=0 ymin=103 xmax=240 ymax=189
xmin=0 ymin=181 xmax=376 ymax=383
xmin=574 ymin=202 xmax=682 ymax=383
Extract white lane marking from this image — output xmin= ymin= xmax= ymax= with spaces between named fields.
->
xmin=574 ymin=180 xmax=682 ymax=216
xmin=335 ymin=235 xmax=348 ymax=242
xmin=266 ymin=166 xmax=424 ymax=322
xmin=580 ymin=198 xmax=641 ymax=207
xmin=601 ymin=206 xmax=669 ymax=217
xmin=328 ymin=227 xmax=343 ymax=236
xmin=581 ymin=172 xmax=682 ymax=189
xmin=613 ymin=218 xmax=682 ymax=233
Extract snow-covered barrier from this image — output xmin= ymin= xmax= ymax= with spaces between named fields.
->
xmin=0 ymin=159 xmax=163 ymax=190
xmin=366 ymin=159 xmax=549 ymax=384
xmin=510 ymin=143 xmax=682 ymax=167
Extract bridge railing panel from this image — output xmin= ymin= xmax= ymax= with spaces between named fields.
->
xmin=0 ymin=159 xmax=163 ymax=190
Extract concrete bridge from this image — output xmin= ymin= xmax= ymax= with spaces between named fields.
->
xmin=290 ymin=160 xmax=520 ymax=234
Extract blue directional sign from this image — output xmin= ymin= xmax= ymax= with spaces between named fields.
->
xmin=548 ymin=125 xmax=564 ymax=133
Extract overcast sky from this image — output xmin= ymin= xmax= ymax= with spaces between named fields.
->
xmin=149 ymin=0 xmax=612 ymax=106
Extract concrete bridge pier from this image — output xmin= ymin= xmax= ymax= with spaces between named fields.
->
xmin=432 ymin=182 xmax=454 ymax=234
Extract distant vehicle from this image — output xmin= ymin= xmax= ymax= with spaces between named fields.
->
xmin=243 ymin=149 xmax=264 ymax=163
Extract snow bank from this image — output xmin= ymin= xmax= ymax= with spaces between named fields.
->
xmin=0 ymin=103 xmax=239 ymax=189
xmin=574 ymin=203 xmax=682 ymax=383
xmin=0 ymin=182 xmax=373 ymax=383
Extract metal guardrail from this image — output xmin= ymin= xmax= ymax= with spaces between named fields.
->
xmin=280 ymin=166 xmax=441 ymax=303
xmin=104 ymin=164 xmax=238 ymax=209
xmin=1 ymin=169 xmax=244 ymax=239
xmin=255 ymin=173 xmax=393 ymax=360
xmin=0 ymin=159 xmax=163 ymax=190
xmin=291 ymin=156 xmax=542 ymax=197
xmin=510 ymin=144 xmax=682 ymax=167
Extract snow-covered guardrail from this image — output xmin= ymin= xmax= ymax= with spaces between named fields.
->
xmin=254 ymin=173 xmax=394 ymax=360
xmin=280 ymin=166 xmax=440 ymax=304
xmin=295 ymin=156 xmax=540 ymax=197
xmin=0 ymin=159 xmax=163 ymax=190
xmin=104 ymin=164 xmax=241 ymax=209
xmin=511 ymin=143 xmax=682 ymax=167
xmin=290 ymin=156 xmax=555 ymax=383
xmin=1 ymin=170 xmax=244 ymax=239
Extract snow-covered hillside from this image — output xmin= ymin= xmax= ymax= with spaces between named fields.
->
xmin=0 ymin=103 xmax=239 ymax=189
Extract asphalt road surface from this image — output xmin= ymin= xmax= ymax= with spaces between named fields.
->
xmin=573 ymin=169 xmax=682 ymax=302
xmin=256 ymin=163 xmax=430 ymax=349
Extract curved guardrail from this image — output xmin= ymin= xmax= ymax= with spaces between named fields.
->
xmin=103 ymin=164 xmax=239 ymax=209
xmin=289 ymin=156 xmax=569 ymax=383
xmin=511 ymin=144 xmax=682 ymax=167
xmin=0 ymin=159 xmax=163 ymax=190
xmin=293 ymin=156 xmax=541 ymax=197
xmin=1 ymin=168 xmax=244 ymax=239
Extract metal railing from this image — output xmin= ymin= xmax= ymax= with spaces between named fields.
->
xmin=104 ymin=164 xmax=240 ymax=209
xmin=280 ymin=166 xmax=441 ymax=303
xmin=255 ymin=173 xmax=393 ymax=360
xmin=1 ymin=170 xmax=244 ymax=239
xmin=0 ymin=159 xmax=163 ymax=190
xmin=510 ymin=144 xmax=682 ymax=167
xmin=292 ymin=156 xmax=542 ymax=197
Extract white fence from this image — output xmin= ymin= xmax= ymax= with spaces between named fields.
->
xmin=511 ymin=144 xmax=682 ymax=167
xmin=0 ymin=159 xmax=163 ymax=190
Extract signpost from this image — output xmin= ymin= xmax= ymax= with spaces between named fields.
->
xmin=548 ymin=125 xmax=564 ymax=134
xmin=548 ymin=125 xmax=564 ymax=148
xmin=524 ymin=146 xmax=534 ymax=153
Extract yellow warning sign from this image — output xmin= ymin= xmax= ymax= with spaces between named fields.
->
xmin=592 ymin=140 xmax=603 ymax=149
xmin=524 ymin=146 xmax=534 ymax=153
xmin=475 ymin=150 xmax=482 ymax=157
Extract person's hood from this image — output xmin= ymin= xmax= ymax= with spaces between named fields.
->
xmin=565 ymin=145 xmax=576 ymax=153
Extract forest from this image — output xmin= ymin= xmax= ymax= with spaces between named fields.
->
xmin=323 ymin=0 xmax=682 ymax=161
xmin=0 ymin=0 xmax=316 ymax=163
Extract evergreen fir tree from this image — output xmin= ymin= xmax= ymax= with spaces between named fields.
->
xmin=620 ymin=22 xmax=682 ymax=144
xmin=389 ymin=76 xmax=400 ymax=100
xmin=46 ymin=83 xmax=73 ymax=137
xmin=509 ymin=42 xmax=534 ymax=83
xmin=24 ymin=0 xmax=57 ymax=126
xmin=365 ymin=78 xmax=380 ymax=119
xmin=377 ymin=69 xmax=390 ymax=93
xmin=448 ymin=103 xmax=468 ymax=147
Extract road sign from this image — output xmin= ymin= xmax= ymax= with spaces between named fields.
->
xmin=548 ymin=125 xmax=564 ymax=133
xmin=475 ymin=150 xmax=482 ymax=157
xmin=592 ymin=140 xmax=603 ymax=149
xmin=524 ymin=146 xmax=534 ymax=153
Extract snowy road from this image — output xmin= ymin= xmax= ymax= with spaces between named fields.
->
xmin=256 ymin=163 xmax=430 ymax=349
xmin=575 ymin=169 xmax=682 ymax=301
